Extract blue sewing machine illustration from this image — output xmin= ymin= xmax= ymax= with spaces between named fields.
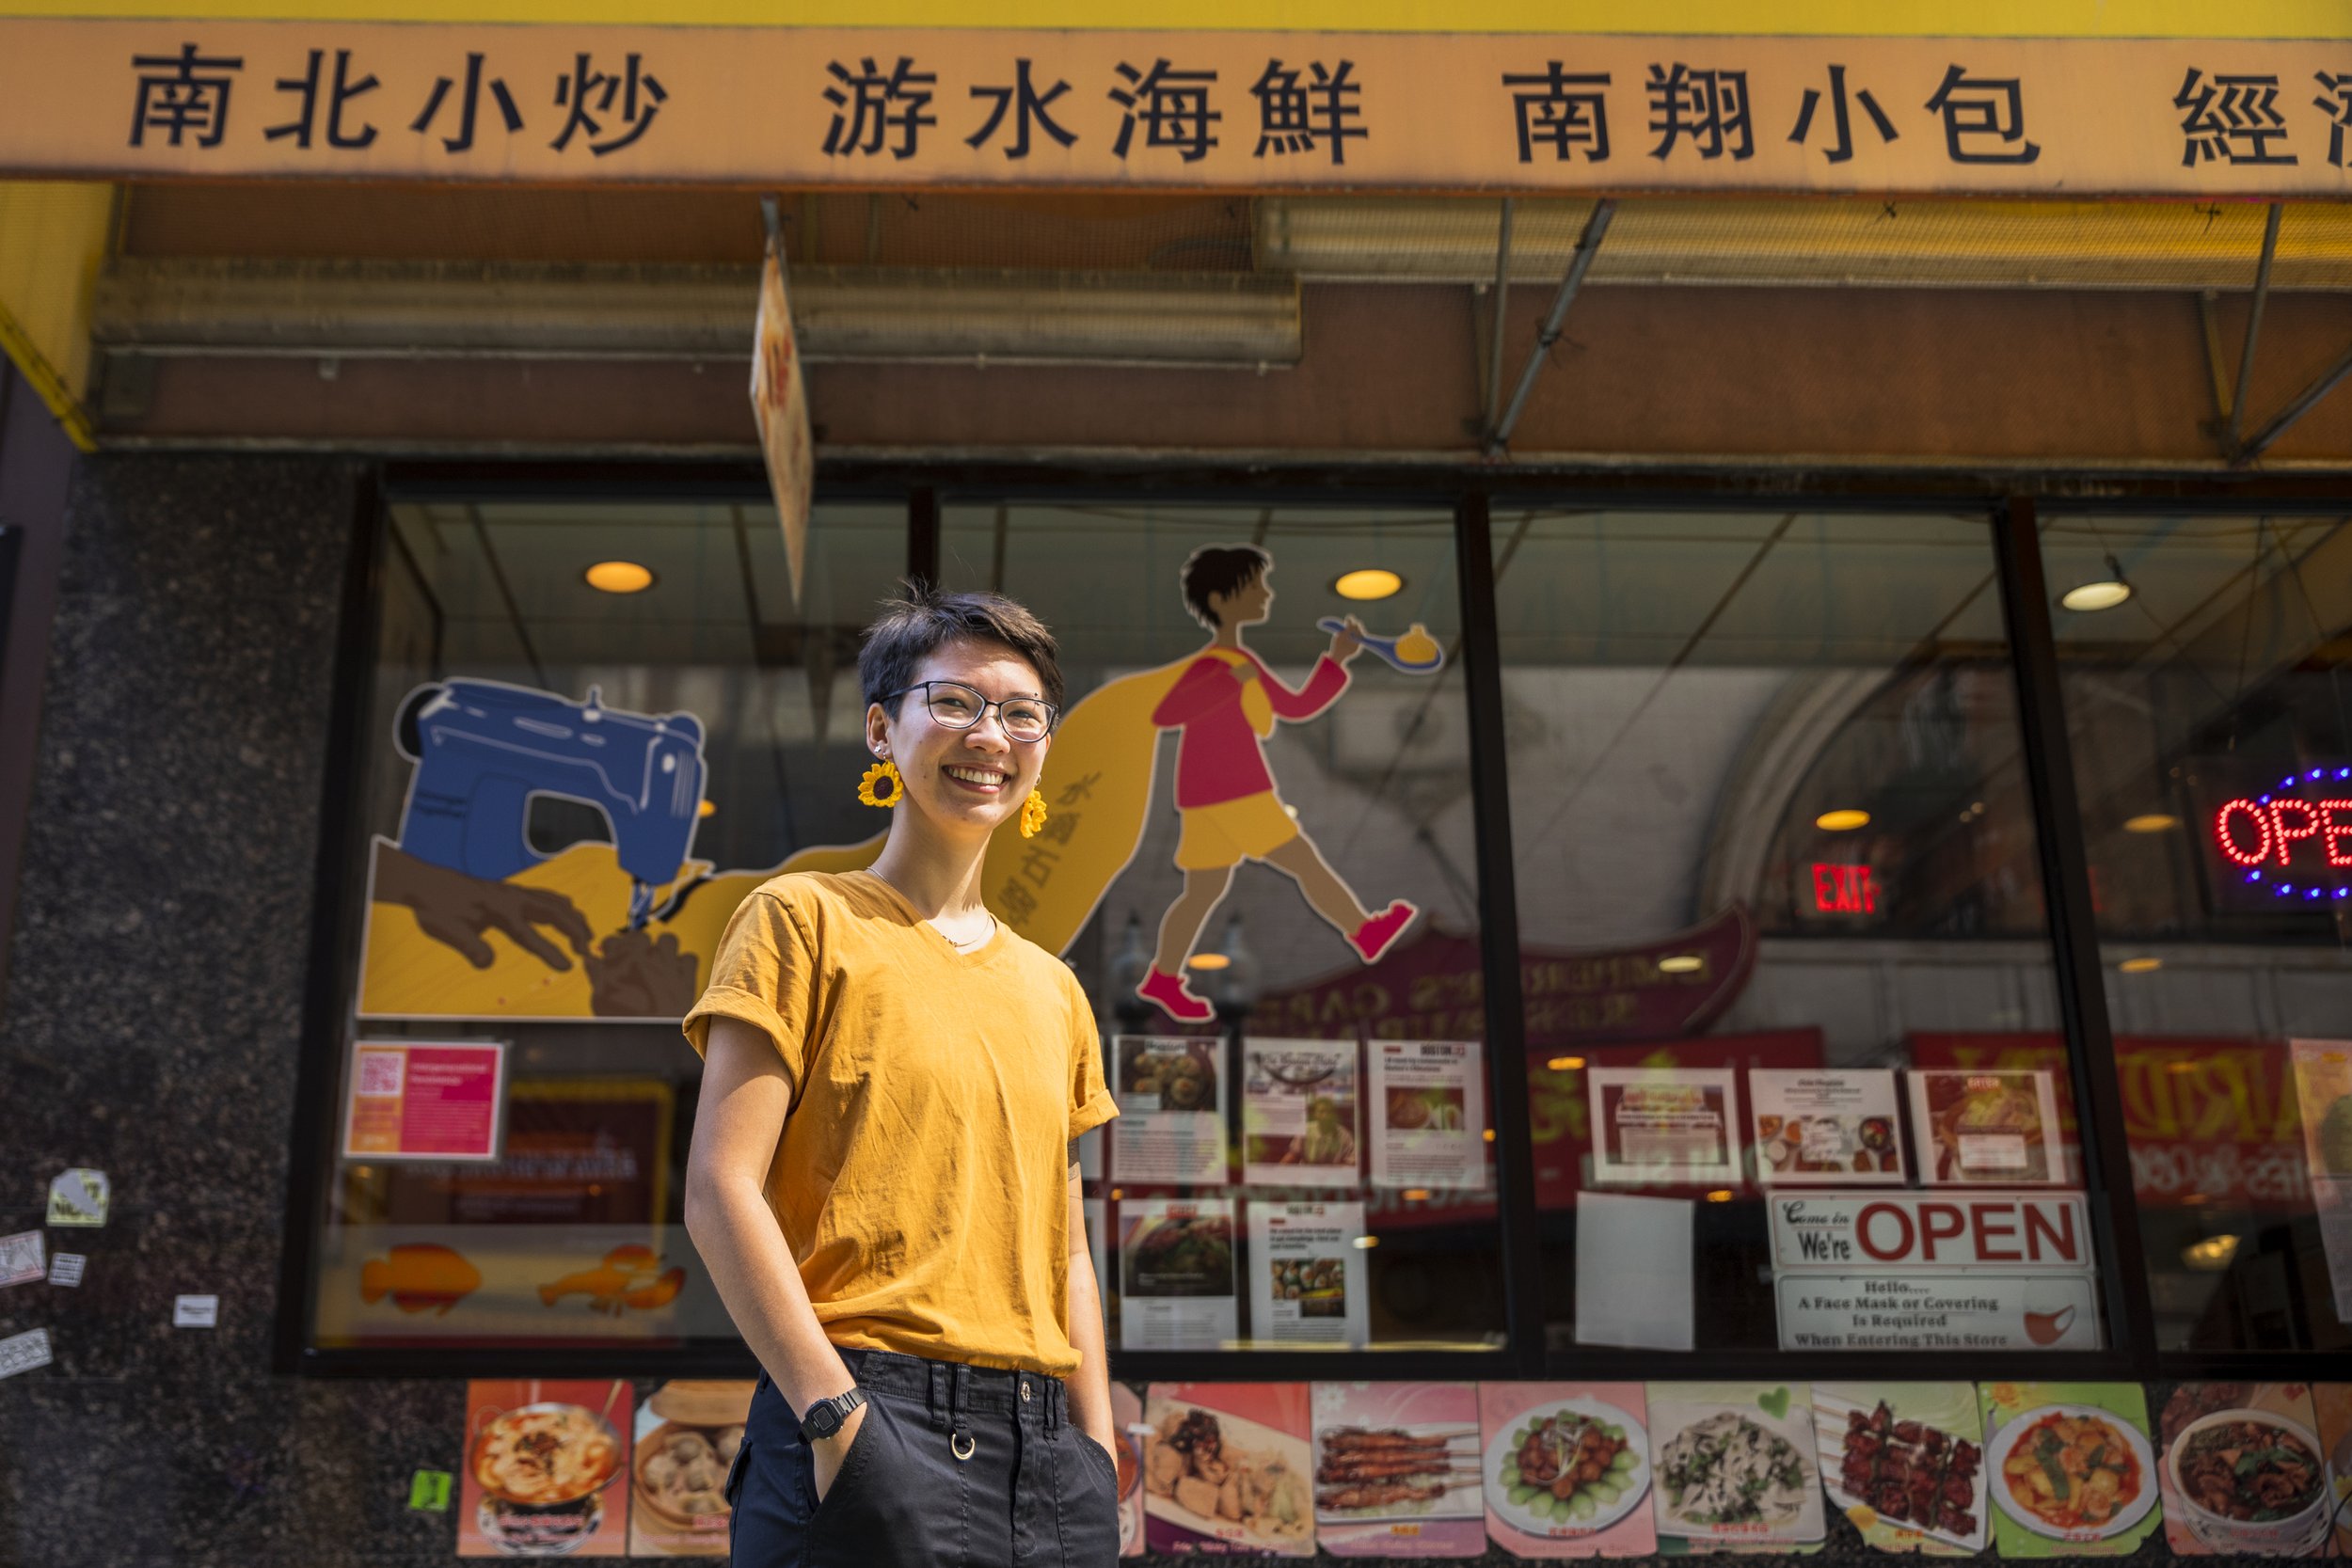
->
xmin=394 ymin=680 xmax=707 ymax=929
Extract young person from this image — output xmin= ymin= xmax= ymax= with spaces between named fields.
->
xmin=682 ymin=586 xmax=1120 ymax=1568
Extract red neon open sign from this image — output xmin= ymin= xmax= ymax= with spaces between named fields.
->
xmin=2212 ymin=765 xmax=2352 ymax=905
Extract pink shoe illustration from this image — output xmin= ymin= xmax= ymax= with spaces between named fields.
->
xmin=1136 ymin=966 xmax=1215 ymax=1023
xmin=1348 ymin=900 xmax=1419 ymax=963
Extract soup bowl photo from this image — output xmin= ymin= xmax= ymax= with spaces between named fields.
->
xmin=2166 ymin=1408 xmax=2331 ymax=1557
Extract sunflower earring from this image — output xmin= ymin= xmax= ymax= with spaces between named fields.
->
xmin=1020 ymin=788 xmax=1048 ymax=839
xmin=858 ymin=757 xmax=904 ymax=808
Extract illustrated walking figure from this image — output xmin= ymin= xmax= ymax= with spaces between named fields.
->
xmin=1136 ymin=544 xmax=1419 ymax=1023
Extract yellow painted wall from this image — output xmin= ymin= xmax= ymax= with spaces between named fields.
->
xmin=0 ymin=181 xmax=110 ymax=449
xmin=0 ymin=0 xmax=2342 ymax=34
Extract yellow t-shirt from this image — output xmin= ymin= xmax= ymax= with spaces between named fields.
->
xmin=681 ymin=868 xmax=1117 ymax=1377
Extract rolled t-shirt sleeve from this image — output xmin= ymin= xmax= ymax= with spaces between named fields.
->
xmin=681 ymin=888 xmax=818 ymax=1090
xmin=1067 ymin=986 xmax=1118 ymax=1140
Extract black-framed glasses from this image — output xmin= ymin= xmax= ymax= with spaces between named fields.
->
xmin=884 ymin=681 xmax=1058 ymax=742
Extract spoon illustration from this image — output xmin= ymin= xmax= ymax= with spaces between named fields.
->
xmin=1317 ymin=618 xmax=1446 ymax=673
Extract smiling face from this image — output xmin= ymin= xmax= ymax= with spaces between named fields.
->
xmin=866 ymin=638 xmax=1052 ymax=846
xmin=1206 ymin=565 xmax=1274 ymax=628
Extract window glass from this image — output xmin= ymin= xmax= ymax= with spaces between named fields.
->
xmin=942 ymin=502 xmax=1505 ymax=1354
xmin=1494 ymin=510 xmax=2094 ymax=1356
xmin=308 ymin=497 xmax=904 ymax=1351
xmin=2044 ymin=512 xmax=2352 ymax=1354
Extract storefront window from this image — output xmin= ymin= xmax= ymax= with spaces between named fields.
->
xmin=303 ymin=496 xmax=906 ymax=1351
xmin=941 ymin=502 xmax=1505 ymax=1354
xmin=1492 ymin=509 xmax=2093 ymax=1356
xmin=2043 ymin=511 xmax=2352 ymax=1354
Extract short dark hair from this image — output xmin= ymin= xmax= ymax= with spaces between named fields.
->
xmin=858 ymin=581 xmax=1066 ymax=716
xmin=1180 ymin=544 xmax=1270 ymax=627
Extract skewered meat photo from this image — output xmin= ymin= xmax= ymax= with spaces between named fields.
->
xmin=1838 ymin=1400 xmax=1983 ymax=1542
xmin=1312 ymin=1424 xmax=1481 ymax=1517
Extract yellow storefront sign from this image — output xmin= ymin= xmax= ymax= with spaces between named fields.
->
xmin=0 ymin=23 xmax=2346 ymax=196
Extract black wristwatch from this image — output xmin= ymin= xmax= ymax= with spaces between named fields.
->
xmin=800 ymin=1388 xmax=866 ymax=1441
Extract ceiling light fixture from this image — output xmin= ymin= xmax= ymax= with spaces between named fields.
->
xmin=2122 ymin=813 xmax=2179 ymax=833
xmin=1705 ymin=1189 xmax=1735 ymax=1203
xmin=2118 ymin=956 xmax=2163 ymax=974
xmin=2181 ymin=1234 xmax=2239 ymax=1271
xmin=1352 ymin=1235 xmax=1380 ymax=1249
xmin=1185 ymin=952 xmax=1232 ymax=971
xmin=1658 ymin=954 xmax=1703 ymax=974
xmin=2059 ymin=553 xmax=2133 ymax=612
xmin=697 ymin=800 xmax=717 ymax=818
xmin=1333 ymin=568 xmax=1404 ymax=601
xmin=1816 ymin=808 xmax=1871 ymax=832
xmin=584 ymin=560 xmax=655 ymax=594
xmin=1547 ymin=1055 xmax=1587 ymax=1071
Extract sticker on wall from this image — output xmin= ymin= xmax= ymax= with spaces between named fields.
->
xmin=1811 ymin=1383 xmax=1986 ymax=1556
xmin=1979 ymin=1382 xmax=2160 ymax=1557
xmin=0 ymin=1327 xmax=54 ymax=1380
xmin=172 ymin=1294 xmax=218 ymax=1328
xmin=0 ymin=1230 xmax=45 ymax=1289
xmin=45 ymin=1167 xmax=110 ymax=1227
xmin=1480 ymin=1382 xmax=1657 ymax=1558
xmin=409 ymin=1470 xmax=455 ymax=1513
xmin=1647 ymin=1383 xmax=1826 ymax=1554
xmin=460 ymin=1379 xmax=631 ymax=1557
xmin=629 ymin=1380 xmax=753 ymax=1558
xmin=1143 ymin=1382 xmax=1315 ymax=1557
xmin=46 ymin=1254 xmax=85 ymax=1289
xmin=2154 ymin=1383 xmax=2332 ymax=1558
xmin=1311 ymin=1381 xmax=1485 ymax=1557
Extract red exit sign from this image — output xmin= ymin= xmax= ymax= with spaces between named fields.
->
xmin=1811 ymin=863 xmax=1879 ymax=914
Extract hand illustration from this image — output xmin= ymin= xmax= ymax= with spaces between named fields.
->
xmin=372 ymin=841 xmax=595 ymax=973
xmin=586 ymin=928 xmax=700 ymax=1018
xmin=1327 ymin=615 xmax=1367 ymax=664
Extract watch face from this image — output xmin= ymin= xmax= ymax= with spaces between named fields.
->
xmin=804 ymin=1402 xmax=842 ymax=1438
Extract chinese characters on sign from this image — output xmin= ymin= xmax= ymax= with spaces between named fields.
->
xmin=6 ymin=24 xmax=2344 ymax=192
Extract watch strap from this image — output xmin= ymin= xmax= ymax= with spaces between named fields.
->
xmin=801 ymin=1386 xmax=866 ymax=1439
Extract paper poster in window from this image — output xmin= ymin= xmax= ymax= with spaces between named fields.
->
xmin=1246 ymin=1201 xmax=1368 ymax=1349
xmin=1368 ymin=1038 xmax=1487 ymax=1191
xmin=1111 ymin=1035 xmax=1230 ymax=1185
xmin=1119 ymin=1197 xmax=1237 ymax=1352
xmin=1907 ymin=1070 xmax=2062 ymax=1186
xmin=1586 ymin=1066 xmax=1740 ymax=1186
xmin=1747 ymin=1069 xmax=1903 ymax=1186
xmin=1242 ymin=1038 xmax=1360 ymax=1189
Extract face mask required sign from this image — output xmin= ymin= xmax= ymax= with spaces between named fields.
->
xmin=1767 ymin=1191 xmax=2101 ymax=1353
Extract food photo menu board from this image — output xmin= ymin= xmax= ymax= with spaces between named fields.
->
xmin=1368 ymin=1039 xmax=1488 ymax=1191
xmin=628 ymin=1381 xmax=751 ymax=1558
xmin=1120 ymin=1197 xmax=1239 ymax=1352
xmin=1113 ymin=1035 xmax=1230 ymax=1185
xmin=2313 ymin=1384 xmax=2352 ymax=1560
xmin=2154 ymin=1383 xmax=2333 ymax=1559
xmin=460 ymin=1380 xmax=631 ymax=1557
xmin=1587 ymin=1067 xmax=1742 ymax=1187
xmin=1247 ymin=1200 xmax=1370 ymax=1348
xmin=1243 ymin=1039 xmax=1361 ymax=1188
xmin=1907 ymin=1070 xmax=2063 ymax=1187
xmin=1479 ymin=1382 xmax=1658 ymax=1559
xmin=1749 ymin=1069 xmax=1904 ymax=1186
xmin=1646 ymin=1383 xmax=1826 ymax=1554
xmin=1978 ymin=1382 xmax=2161 ymax=1558
xmin=1312 ymin=1382 xmax=1486 ymax=1557
xmin=1144 ymin=1383 xmax=1317 ymax=1557
xmin=1812 ymin=1383 xmax=1988 ymax=1557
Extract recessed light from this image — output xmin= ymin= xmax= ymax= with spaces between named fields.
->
xmin=2122 ymin=814 xmax=2179 ymax=833
xmin=2181 ymin=1234 xmax=2239 ymax=1270
xmin=585 ymin=560 xmax=655 ymax=594
xmin=1816 ymin=809 xmax=1871 ymax=832
xmin=1658 ymin=954 xmax=1703 ymax=974
xmin=1333 ymin=568 xmax=1404 ymax=601
xmin=2119 ymin=956 xmax=2163 ymax=974
xmin=697 ymin=800 xmax=717 ymax=818
xmin=1547 ymin=1055 xmax=1586 ymax=1071
xmin=1185 ymin=952 xmax=1232 ymax=971
xmin=1402 ymin=1188 xmax=1432 ymax=1202
xmin=1351 ymin=1235 xmax=1379 ymax=1249
xmin=2060 ymin=580 xmax=2131 ymax=611
xmin=1705 ymin=1189 xmax=1735 ymax=1203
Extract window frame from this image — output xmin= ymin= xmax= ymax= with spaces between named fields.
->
xmin=277 ymin=461 xmax=2352 ymax=1383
